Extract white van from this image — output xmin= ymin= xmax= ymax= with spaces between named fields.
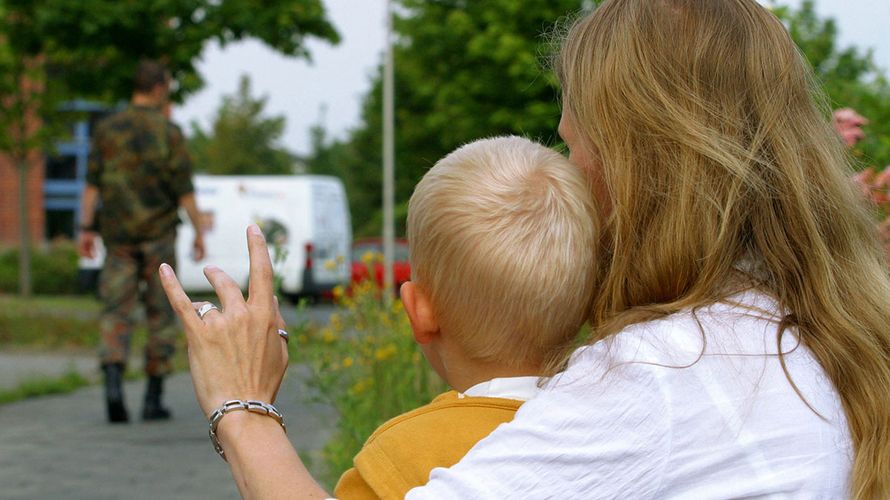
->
xmin=176 ymin=174 xmax=351 ymax=299
xmin=79 ymin=174 xmax=352 ymax=300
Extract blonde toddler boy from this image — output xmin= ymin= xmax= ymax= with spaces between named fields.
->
xmin=334 ymin=136 xmax=598 ymax=499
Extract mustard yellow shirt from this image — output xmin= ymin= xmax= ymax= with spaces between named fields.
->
xmin=334 ymin=390 xmax=524 ymax=499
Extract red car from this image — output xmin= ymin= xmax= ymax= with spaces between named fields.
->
xmin=351 ymin=237 xmax=411 ymax=293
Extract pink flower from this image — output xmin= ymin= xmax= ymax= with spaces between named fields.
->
xmin=873 ymin=166 xmax=890 ymax=205
xmin=852 ymin=167 xmax=876 ymax=199
xmin=874 ymin=166 xmax=890 ymax=186
xmin=851 ymin=166 xmax=890 ymax=208
xmin=834 ymin=108 xmax=869 ymax=126
xmin=853 ymin=166 xmax=890 ymax=264
xmin=833 ymin=108 xmax=869 ymax=147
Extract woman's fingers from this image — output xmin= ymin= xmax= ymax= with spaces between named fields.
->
xmin=203 ymin=265 xmax=246 ymax=312
xmin=158 ymin=235 xmax=288 ymax=418
xmin=246 ymin=224 xmax=275 ymax=308
xmin=159 ymin=263 xmax=203 ymax=333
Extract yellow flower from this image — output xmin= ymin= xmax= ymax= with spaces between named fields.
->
xmin=342 ymin=357 xmax=354 ymax=369
xmin=336 ymin=255 xmax=345 ymax=264
xmin=322 ymin=328 xmax=337 ymax=343
xmin=332 ymin=285 xmax=345 ymax=299
xmin=374 ymin=344 xmax=398 ymax=361
xmin=358 ymin=279 xmax=374 ymax=294
xmin=361 ymin=251 xmax=375 ymax=266
xmin=350 ymin=378 xmax=372 ymax=395
xmin=378 ymin=311 xmax=392 ymax=328
xmin=329 ymin=313 xmax=343 ymax=331
xmin=324 ymin=260 xmax=336 ymax=271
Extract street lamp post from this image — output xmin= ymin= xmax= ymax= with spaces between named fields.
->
xmin=382 ymin=0 xmax=395 ymax=299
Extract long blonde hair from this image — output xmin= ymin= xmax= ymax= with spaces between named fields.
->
xmin=557 ymin=0 xmax=890 ymax=497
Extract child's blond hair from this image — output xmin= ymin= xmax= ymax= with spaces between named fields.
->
xmin=407 ymin=136 xmax=598 ymax=367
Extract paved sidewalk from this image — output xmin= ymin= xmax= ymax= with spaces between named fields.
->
xmin=0 ymin=363 xmax=337 ymax=499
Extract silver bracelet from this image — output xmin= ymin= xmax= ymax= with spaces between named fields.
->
xmin=208 ymin=399 xmax=287 ymax=462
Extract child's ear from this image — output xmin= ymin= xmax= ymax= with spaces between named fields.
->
xmin=401 ymin=281 xmax=439 ymax=344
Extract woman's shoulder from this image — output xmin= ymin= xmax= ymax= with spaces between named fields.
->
xmin=567 ymin=288 xmax=789 ymax=372
xmin=525 ymin=289 xmax=851 ymax=496
xmin=549 ymin=287 xmax=842 ymax=424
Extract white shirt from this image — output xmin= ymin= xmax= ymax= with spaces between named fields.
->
xmin=407 ymin=290 xmax=852 ymax=499
xmin=460 ymin=376 xmax=541 ymax=402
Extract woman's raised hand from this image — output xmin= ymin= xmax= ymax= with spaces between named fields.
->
xmin=159 ymin=224 xmax=288 ymax=417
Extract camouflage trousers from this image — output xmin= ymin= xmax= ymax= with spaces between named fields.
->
xmin=98 ymin=234 xmax=178 ymax=376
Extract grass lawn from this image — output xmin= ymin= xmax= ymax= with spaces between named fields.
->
xmin=0 ymin=294 xmax=102 ymax=314
xmin=0 ymin=293 xmax=318 ymax=406
xmin=0 ymin=294 xmax=102 ymax=348
xmin=0 ymin=370 xmax=91 ymax=405
xmin=0 ymin=294 xmax=189 ymax=399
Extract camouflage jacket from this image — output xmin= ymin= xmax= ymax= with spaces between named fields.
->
xmin=86 ymin=105 xmax=194 ymax=245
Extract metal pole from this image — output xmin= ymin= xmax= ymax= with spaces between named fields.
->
xmin=382 ymin=0 xmax=395 ymax=299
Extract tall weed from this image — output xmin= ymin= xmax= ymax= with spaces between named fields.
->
xmin=293 ymin=278 xmax=445 ymax=486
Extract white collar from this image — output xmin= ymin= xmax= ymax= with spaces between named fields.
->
xmin=458 ymin=376 xmax=541 ymax=402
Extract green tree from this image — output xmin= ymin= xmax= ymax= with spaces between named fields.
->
xmin=19 ymin=0 xmax=340 ymax=103
xmin=307 ymin=0 xmax=586 ymax=237
xmin=309 ymin=0 xmax=890 ymax=238
xmin=0 ymin=0 xmax=338 ymax=295
xmin=0 ymin=13 xmax=58 ymax=297
xmin=770 ymin=0 xmax=890 ymax=167
xmin=189 ymin=75 xmax=294 ymax=175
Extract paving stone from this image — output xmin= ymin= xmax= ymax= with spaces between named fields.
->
xmin=0 ymin=363 xmax=336 ymax=499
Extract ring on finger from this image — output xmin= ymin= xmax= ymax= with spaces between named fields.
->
xmin=197 ymin=303 xmax=220 ymax=320
xmin=277 ymin=329 xmax=289 ymax=343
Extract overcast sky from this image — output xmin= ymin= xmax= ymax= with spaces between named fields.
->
xmin=176 ymin=0 xmax=890 ymax=156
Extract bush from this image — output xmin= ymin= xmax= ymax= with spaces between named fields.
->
xmin=0 ymin=240 xmax=80 ymax=295
xmin=293 ymin=279 xmax=446 ymax=487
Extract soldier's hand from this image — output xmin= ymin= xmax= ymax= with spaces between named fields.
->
xmin=192 ymin=233 xmax=206 ymax=261
xmin=78 ymin=231 xmax=97 ymax=259
xmin=159 ymin=224 xmax=288 ymax=418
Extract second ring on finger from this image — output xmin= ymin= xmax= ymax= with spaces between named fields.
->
xmin=277 ymin=329 xmax=289 ymax=343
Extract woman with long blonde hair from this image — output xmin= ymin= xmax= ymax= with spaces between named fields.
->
xmin=160 ymin=0 xmax=890 ymax=497
xmin=555 ymin=1 xmax=890 ymax=497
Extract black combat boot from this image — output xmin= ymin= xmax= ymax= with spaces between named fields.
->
xmin=142 ymin=375 xmax=172 ymax=421
xmin=102 ymin=363 xmax=129 ymax=423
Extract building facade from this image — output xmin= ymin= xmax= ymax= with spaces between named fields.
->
xmin=0 ymin=101 xmax=113 ymax=247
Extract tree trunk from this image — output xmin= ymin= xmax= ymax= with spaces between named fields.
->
xmin=17 ymin=157 xmax=32 ymax=297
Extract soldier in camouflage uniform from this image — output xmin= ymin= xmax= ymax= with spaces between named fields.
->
xmin=78 ymin=60 xmax=205 ymax=423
